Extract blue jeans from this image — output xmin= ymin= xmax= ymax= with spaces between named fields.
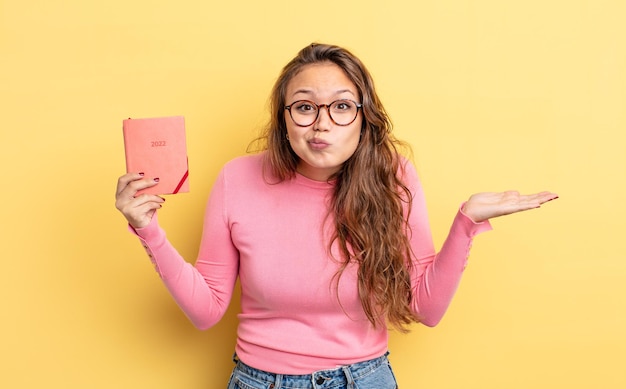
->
xmin=227 ymin=352 xmax=398 ymax=389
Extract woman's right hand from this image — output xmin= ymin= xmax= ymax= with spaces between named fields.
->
xmin=115 ymin=173 xmax=165 ymax=229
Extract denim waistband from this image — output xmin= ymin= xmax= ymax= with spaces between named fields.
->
xmin=232 ymin=352 xmax=391 ymax=389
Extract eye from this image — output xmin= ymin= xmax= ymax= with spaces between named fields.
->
xmin=332 ymin=100 xmax=354 ymax=111
xmin=293 ymin=101 xmax=317 ymax=113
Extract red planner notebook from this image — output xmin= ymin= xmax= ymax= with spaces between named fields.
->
xmin=123 ymin=116 xmax=189 ymax=195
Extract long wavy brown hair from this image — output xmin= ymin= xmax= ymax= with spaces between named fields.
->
xmin=254 ymin=43 xmax=419 ymax=331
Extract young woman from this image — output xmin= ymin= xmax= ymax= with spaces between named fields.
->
xmin=115 ymin=43 xmax=558 ymax=389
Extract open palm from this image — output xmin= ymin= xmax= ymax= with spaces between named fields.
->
xmin=462 ymin=191 xmax=558 ymax=223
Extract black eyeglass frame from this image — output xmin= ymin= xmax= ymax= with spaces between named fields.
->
xmin=284 ymin=99 xmax=363 ymax=127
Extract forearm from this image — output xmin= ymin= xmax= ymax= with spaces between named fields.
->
xmin=131 ymin=214 xmax=234 ymax=330
xmin=411 ymin=208 xmax=492 ymax=326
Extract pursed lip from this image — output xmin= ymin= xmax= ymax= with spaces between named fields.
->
xmin=307 ymin=138 xmax=330 ymax=150
xmin=308 ymin=138 xmax=330 ymax=146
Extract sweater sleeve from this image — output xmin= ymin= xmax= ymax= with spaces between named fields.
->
xmin=403 ymin=161 xmax=492 ymax=327
xmin=131 ymin=168 xmax=239 ymax=330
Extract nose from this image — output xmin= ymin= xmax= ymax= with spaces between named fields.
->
xmin=314 ymin=105 xmax=332 ymax=131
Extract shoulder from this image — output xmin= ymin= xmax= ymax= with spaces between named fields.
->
xmin=220 ymin=152 xmax=265 ymax=180
xmin=223 ymin=152 xmax=264 ymax=172
xmin=397 ymin=154 xmax=418 ymax=179
xmin=396 ymin=154 xmax=423 ymax=193
xmin=218 ymin=152 xmax=267 ymax=190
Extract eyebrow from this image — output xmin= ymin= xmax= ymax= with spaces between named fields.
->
xmin=291 ymin=88 xmax=357 ymax=98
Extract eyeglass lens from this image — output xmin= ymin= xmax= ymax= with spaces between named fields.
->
xmin=287 ymin=100 xmax=360 ymax=126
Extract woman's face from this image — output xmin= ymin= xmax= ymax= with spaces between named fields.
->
xmin=284 ymin=62 xmax=363 ymax=181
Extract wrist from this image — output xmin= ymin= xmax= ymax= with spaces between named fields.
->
xmin=460 ymin=202 xmax=483 ymax=223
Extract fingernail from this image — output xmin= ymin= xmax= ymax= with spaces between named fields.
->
xmin=154 ymin=177 xmax=160 ymax=183
xmin=139 ymin=172 xmax=145 ymax=176
xmin=159 ymin=197 xmax=166 ymax=202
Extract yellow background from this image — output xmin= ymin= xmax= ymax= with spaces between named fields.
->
xmin=1 ymin=0 xmax=624 ymax=388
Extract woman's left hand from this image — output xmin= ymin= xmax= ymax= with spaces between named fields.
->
xmin=462 ymin=191 xmax=559 ymax=223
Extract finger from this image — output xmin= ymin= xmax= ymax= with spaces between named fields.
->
xmin=116 ymin=172 xmax=145 ymax=197
xmin=126 ymin=201 xmax=164 ymax=229
xmin=539 ymin=192 xmax=559 ymax=203
xmin=118 ymin=195 xmax=165 ymax=227
xmin=115 ymin=185 xmax=164 ymax=214
xmin=121 ymin=193 xmax=165 ymax=213
xmin=524 ymin=191 xmax=559 ymax=205
xmin=512 ymin=193 xmax=558 ymax=213
xmin=117 ymin=176 xmax=160 ymax=199
xmin=132 ymin=193 xmax=166 ymax=206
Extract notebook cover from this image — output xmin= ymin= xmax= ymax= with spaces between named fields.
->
xmin=123 ymin=116 xmax=189 ymax=195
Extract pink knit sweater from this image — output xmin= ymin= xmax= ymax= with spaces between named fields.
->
xmin=132 ymin=152 xmax=491 ymax=374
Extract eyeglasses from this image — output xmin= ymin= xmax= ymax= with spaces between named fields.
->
xmin=284 ymin=99 xmax=363 ymax=127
